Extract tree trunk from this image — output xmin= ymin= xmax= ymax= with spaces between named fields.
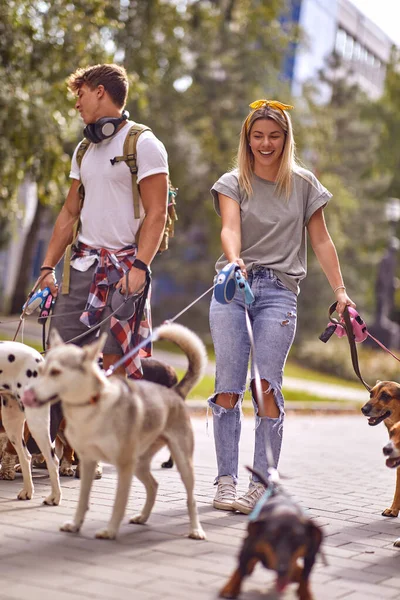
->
xmin=10 ymin=201 xmax=45 ymax=315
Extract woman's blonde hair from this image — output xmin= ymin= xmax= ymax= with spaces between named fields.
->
xmin=236 ymin=105 xmax=298 ymax=199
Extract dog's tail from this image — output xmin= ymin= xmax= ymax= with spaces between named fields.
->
xmin=245 ymin=465 xmax=281 ymax=489
xmin=156 ymin=323 xmax=207 ymax=399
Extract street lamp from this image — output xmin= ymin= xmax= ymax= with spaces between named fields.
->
xmin=369 ymin=197 xmax=400 ymax=349
xmin=385 ymin=197 xmax=400 ymax=236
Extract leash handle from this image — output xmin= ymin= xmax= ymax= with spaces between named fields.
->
xmin=14 ymin=273 xmax=53 ymax=342
xmin=328 ymin=303 xmax=371 ymax=392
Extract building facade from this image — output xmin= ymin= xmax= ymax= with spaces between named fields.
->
xmin=284 ymin=0 xmax=394 ymax=100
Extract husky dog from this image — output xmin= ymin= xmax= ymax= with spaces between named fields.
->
xmin=22 ymin=323 xmax=207 ymax=541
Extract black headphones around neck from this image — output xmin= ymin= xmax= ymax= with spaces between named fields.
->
xmin=83 ymin=110 xmax=129 ymax=144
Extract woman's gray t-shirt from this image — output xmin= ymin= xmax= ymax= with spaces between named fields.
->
xmin=211 ymin=168 xmax=332 ymax=294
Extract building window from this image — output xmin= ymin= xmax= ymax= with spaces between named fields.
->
xmin=335 ymin=28 xmax=347 ymax=56
xmin=353 ymin=41 xmax=361 ymax=61
xmin=344 ymin=34 xmax=354 ymax=60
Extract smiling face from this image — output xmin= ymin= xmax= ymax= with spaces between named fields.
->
xmin=248 ymin=118 xmax=286 ymax=180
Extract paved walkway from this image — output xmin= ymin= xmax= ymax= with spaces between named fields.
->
xmin=1 ymin=415 xmax=400 ymax=600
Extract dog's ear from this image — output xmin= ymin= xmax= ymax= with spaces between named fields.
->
xmin=82 ymin=333 xmax=108 ymax=362
xmin=376 ymin=380 xmax=381 ymax=385
xmin=304 ymin=521 xmax=323 ymax=579
xmin=48 ymin=329 xmax=64 ymax=348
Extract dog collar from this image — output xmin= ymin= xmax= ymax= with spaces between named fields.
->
xmin=248 ymin=486 xmax=275 ymax=521
xmin=62 ymin=393 xmax=101 ymax=407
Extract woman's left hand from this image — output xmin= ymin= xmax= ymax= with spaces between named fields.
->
xmin=335 ymin=289 xmax=356 ymax=318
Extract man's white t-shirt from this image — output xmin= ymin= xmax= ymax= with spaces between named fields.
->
xmin=69 ymin=120 xmax=169 ymax=251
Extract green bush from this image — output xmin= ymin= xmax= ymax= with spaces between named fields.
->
xmin=293 ymin=337 xmax=400 ymax=384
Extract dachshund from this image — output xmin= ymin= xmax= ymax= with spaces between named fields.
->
xmin=220 ymin=467 xmax=323 ymax=600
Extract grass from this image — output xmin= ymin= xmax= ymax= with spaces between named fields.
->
xmin=156 ymin=340 xmax=361 ymax=389
xmin=175 ymin=369 xmax=350 ymax=404
xmin=2 ymin=335 xmax=358 ymax=403
xmin=283 ymin=361 xmax=363 ymax=389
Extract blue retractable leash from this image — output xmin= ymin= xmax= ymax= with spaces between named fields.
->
xmin=22 ymin=286 xmax=55 ymax=351
xmin=213 ymin=263 xmax=279 ymax=502
xmin=214 ymin=262 xmax=255 ymax=305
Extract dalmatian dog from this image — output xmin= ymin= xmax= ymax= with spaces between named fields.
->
xmin=0 ymin=340 xmax=61 ymax=505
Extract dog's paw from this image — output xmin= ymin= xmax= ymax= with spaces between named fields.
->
xmin=95 ymin=528 xmax=117 ymax=540
xmin=382 ymin=508 xmax=399 ymax=517
xmin=43 ymin=492 xmax=61 ymax=506
xmin=17 ymin=487 xmax=33 ymax=500
xmin=0 ymin=453 xmax=18 ymax=478
xmin=75 ymin=463 xmax=103 ymax=480
xmin=59 ymin=460 xmax=75 ymax=477
xmin=129 ymin=514 xmax=148 ymax=525
xmin=394 ymin=537 xmax=400 ymax=547
xmin=60 ymin=521 xmax=80 ymax=533
xmin=0 ymin=468 xmax=16 ymax=481
xmin=188 ymin=527 xmax=207 ymax=540
xmin=219 ymin=584 xmax=238 ymax=599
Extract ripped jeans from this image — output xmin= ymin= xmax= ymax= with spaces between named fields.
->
xmin=208 ymin=267 xmax=297 ymax=485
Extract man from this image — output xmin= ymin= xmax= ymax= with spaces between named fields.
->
xmin=37 ymin=64 xmax=169 ymax=477
xmin=40 ymin=64 xmax=168 ymax=376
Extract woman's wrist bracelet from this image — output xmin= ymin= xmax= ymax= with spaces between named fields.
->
xmin=333 ymin=285 xmax=346 ymax=294
xmin=40 ymin=266 xmax=55 ymax=272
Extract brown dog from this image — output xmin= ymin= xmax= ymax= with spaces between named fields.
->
xmin=220 ymin=468 xmax=323 ymax=600
xmin=361 ymin=380 xmax=400 ymax=517
xmin=383 ymin=421 xmax=400 ymax=546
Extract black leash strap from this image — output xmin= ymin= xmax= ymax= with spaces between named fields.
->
xmin=132 ymin=268 xmax=151 ymax=344
xmin=328 ymin=303 xmax=371 ymax=392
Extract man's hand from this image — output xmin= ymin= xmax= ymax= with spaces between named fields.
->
xmin=40 ymin=271 xmax=59 ymax=297
xmin=116 ymin=267 xmax=146 ymax=296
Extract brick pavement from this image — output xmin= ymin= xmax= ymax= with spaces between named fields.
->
xmin=1 ymin=415 xmax=400 ymax=599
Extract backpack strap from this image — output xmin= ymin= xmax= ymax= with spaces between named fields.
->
xmin=110 ymin=124 xmax=151 ymax=219
xmin=62 ymin=138 xmax=90 ymax=295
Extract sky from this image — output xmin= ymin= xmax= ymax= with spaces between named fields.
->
xmin=349 ymin=0 xmax=400 ymax=47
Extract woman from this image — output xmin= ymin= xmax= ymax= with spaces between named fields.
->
xmin=209 ymin=99 xmax=355 ymax=514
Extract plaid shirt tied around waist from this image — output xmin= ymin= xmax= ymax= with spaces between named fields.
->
xmin=73 ymin=241 xmax=152 ymax=378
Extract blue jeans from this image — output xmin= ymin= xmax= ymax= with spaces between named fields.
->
xmin=208 ymin=267 xmax=297 ymax=484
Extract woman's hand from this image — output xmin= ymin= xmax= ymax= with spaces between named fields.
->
xmin=335 ymin=288 xmax=356 ymax=318
xmin=235 ymin=258 xmax=247 ymax=279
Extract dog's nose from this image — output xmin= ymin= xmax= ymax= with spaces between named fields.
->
xmin=361 ymin=404 xmax=372 ymax=415
xmin=383 ymin=443 xmax=393 ymax=456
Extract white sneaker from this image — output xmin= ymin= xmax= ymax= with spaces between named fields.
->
xmin=213 ymin=475 xmax=237 ymax=510
xmin=232 ymin=481 xmax=266 ymax=515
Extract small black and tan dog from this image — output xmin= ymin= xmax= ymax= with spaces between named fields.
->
xmin=361 ymin=380 xmax=400 ymax=517
xmin=220 ymin=468 xmax=323 ymax=600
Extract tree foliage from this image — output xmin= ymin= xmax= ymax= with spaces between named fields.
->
xmin=0 ymin=1 xmax=115 ymax=241
xmin=294 ymin=53 xmax=388 ymax=343
xmin=113 ymin=0 xmax=293 ymax=327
